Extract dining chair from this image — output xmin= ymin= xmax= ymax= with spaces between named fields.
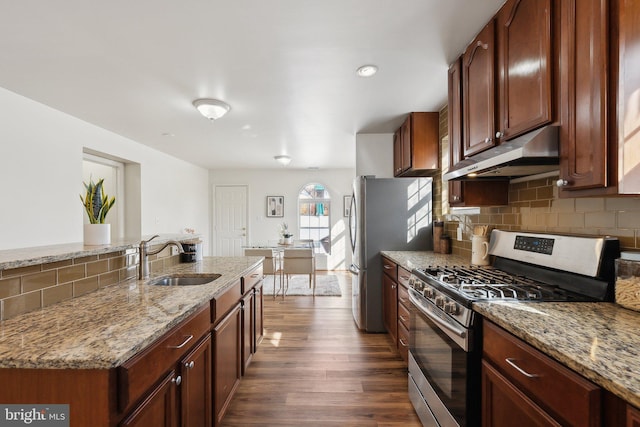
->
xmin=243 ymin=248 xmax=282 ymax=298
xmin=281 ymin=248 xmax=316 ymax=298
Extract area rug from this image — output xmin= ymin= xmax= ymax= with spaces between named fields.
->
xmin=262 ymin=274 xmax=342 ymax=296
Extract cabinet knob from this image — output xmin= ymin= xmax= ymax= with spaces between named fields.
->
xmin=172 ymin=375 xmax=182 ymax=386
xmin=185 ymin=361 xmax=195 ymax=369
xmin=484 ymin=137 xmax=492 ymax=144
xmin=556 ymin=179 xmax=569 ymax=187
xmin=495 ymin=131 xmax=503 ymax=139
xmin=452 ymin=195 xmax=460 ymax=201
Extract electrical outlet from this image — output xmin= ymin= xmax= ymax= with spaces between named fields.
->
xmin=171 ymin=246 xmax=179 ymax=256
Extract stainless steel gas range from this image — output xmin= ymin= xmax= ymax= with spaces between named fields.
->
xmin=407 ymin=230 xmax=620 ymax=427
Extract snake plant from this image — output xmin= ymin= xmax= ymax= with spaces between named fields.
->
xmin=80 ymin=178 xmax=115 ymax=224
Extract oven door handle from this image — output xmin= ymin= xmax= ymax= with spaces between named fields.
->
xmin=408 ymin=289 xmax=468 ymax=344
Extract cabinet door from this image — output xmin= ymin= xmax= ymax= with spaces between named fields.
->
xmin=393 ymin=129 xmax=402 ymax=177
xmin=448 ymin=57 xmax=464 ymax=205
xmin=120 ymin=371 xmax=179 ymax=427
xmin=241 ymin=292 xmax=254 ymax=374
xmin=254 ymin=282 xmax=264 ymax=348
xmin=213 ymin=304 xmax=242 ymax=425
xmin=180 ymin=335 xmax=212 ymax=427
xmin=628 ymin=405 xmax=640 ymax=427
xmin=617 ymin=0 xmax=640 ymax=194
xmin=463 ymin=20 xmax=497 ymax=157
xmin=382 ymin=273 xmax=398 ymax=345
xmin=559 ymin=0 xmax=612 ymax=193
xmin=401 ymin=117 xmax=412 ymax=173
xmin=482 ymin=361 xmax=561 ymax=427
xmin=497 ymin=0 xmax=553 ymax=140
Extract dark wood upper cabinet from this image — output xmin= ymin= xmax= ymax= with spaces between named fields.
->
xmin=616 ymin=0 xmax=640 ymax=194
xmin=497 ymin=0 xmax=553 ymax=140
xmin=558 ymin=0 xmax=613 ymax=194
xmin=448 ymin=57 xmax=464 ymax=205
xmin=463 ymin=20 xmax=497 ymax=157
xmin=393 ymin=112 xmax=439 ymax=177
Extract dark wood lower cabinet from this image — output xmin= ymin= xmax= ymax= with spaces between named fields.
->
xmin=181 ymin=336 xmax=212 ymax=427
xmin=213 ymin=304 xmax=242 ymax=425
xmin=482 ymin=361 xmax=560 ymax=427
xmin=120 ymin=371 xmax=178 ymax=427
xmin=629 ymin=405 xmax=640 ymax=427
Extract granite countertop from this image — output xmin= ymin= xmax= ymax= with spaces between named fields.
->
xmin=380 ymin=250 xmax=469 ymax=271
xmin=0 ymin=256 xmax=261 ymax=370
xmin=475 ymin=302 xmax=640 ymax=409
xmin=0 ymin=233 xmax=201 ymax=270
xmin=382 ymin=250 xmax=640 ymax=408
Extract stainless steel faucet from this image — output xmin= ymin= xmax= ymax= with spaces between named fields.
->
xmin=139 ymin=235 xmax=185 ymax=279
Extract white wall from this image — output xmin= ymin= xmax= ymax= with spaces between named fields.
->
xmin=210 ymin=168 xmax=355 ymax=270
xmin=0 ymin=87 xmax=210 ymax=251
xmin=355 ymin=133 xmax=394 ymax=177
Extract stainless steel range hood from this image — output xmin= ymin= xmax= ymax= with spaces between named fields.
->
xmin=443 ymin=125 xmax=559 ymax=181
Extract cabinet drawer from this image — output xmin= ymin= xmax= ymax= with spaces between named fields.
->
xmin=211 ymin=279 xmax=242 ymax=324
xmin=118 ymin=304 xmax=211 ymax=412
xmin=397 ymin=267 xmax=411 ymax=288
xmin=398 ymin=282 xmax=410 ymax=308
xmin=398 ymin=300 xmax=410 ymax=330
xmin=241 ymin=265 xmax=263 ymax=295
xmin=398 ymin=322 xmax=409 ymax=362
xmin=483 ymin=321 xmax=600 ymax=426
xmin=382 ymin=257 xmax=397 ymax=281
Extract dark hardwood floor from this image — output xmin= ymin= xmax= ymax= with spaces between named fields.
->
xmin=220 ymin=271 xmax=422 ymax=426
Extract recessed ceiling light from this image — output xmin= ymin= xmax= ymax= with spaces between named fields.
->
xmin=356 ymin=64 xmax=378 ymax=77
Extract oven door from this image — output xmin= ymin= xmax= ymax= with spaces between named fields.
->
xmin=408 ymin=288 xmax=480 ymax=427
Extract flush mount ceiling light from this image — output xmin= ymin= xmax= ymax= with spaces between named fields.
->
xmin=192 ymin=98 xmax=231 ymax=120
xmin=356 ymin=64 xmax=378 ymax=77
xmin=274 ymin=155 xmax=292 ymax=166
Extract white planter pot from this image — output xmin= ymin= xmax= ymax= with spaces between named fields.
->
xmin=283 ymin=237 xmax=293 ymax=245
xmin=84 ymin=223 xmax=111 ymax=246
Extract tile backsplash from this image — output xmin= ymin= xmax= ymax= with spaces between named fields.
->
xmin=0 ymin=244 xmax=181 ymax=320
xmin=437 ymin=106 xmax=640 ymax=260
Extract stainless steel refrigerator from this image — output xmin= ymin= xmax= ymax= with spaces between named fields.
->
xmin=348 ymin=176 xmax=434 ymax=332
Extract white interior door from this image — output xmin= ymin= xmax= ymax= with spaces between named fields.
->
xmin=214 ymin=185 xmax=247 ymax=256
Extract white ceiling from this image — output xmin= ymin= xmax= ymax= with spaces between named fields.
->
xmin=0 ymin=0 xmax=504 ymax=170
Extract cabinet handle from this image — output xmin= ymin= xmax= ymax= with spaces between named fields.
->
xmin=383 ymin=265 xmax=393 ymax=270
xmin=505 ymin=358 xmax=539 ymax=378
xmin=556 ymin=179 xmax=569 ymax=187
xmin=399 ymin=315 xmax=408 ymax=323
xmin=399 ymin=275 xmax=409 ymax=281
xmin=185 ymin=361 xmax=195 ymax=369
xmin=172 ymin=375 xmax=182 ymax=386
xmin=399 ymin=339 xmax=408 ymax=347
xmin=168 ymin=335 xmax=193 ymax=349
xmin=392 ymin=284 xmax=396 ymax=289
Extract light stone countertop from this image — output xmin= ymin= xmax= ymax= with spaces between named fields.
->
xmin=0 ymin=256 xmax=261 ymax=370
xmin=0 ymin=234 xmax=201 ymax=270
xmin=380 ymin=250 xmax=469 ymax=271
xmin=474 ymin=301 xmax=640 ymax=409
xmin=382 ymin=250 xmax=640 ymax=409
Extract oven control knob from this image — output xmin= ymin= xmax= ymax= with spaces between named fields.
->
xmin=434 ymin=296 xmax=445 ymax=307
xmin=444 ymin=302 xmax=459 ymax=315
xmin=423 ymin=288 xmax=435 ymax=298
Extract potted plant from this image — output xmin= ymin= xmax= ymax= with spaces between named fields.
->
xmin=80 ymin=178 xmax=116 ymax=245
xmin=279 ymin=222 xmax=293 ymax=244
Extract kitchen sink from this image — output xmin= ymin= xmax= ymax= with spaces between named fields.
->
xmin=148 ymin=274 xmax=221 ymax=286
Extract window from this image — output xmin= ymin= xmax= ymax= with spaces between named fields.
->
xmin=298 ymin=183 xmax=331 ymax=253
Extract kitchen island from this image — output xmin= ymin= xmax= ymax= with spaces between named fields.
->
xmin=0 ymin=255 xmax=263 ymax=426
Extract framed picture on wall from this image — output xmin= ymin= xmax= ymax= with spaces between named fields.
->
xmin=343 ymin=195 xmax=352 ymax=217
xmin=267 ymin=196 xmax=284 ymax=217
